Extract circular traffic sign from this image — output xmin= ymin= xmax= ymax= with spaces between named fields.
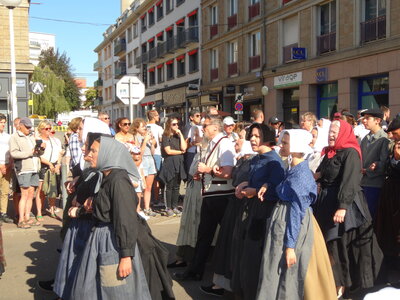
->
xmin=31 ymin=82 xmax=44 ymax=95
xmin=235 ymin=102 xmax=243 ymax=111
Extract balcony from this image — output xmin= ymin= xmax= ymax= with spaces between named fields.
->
xmin=249 ymin=55 xmax=260 ymax=70
xmin=135 ymin=56 xmax=141 ymax=66
xmin=93 ymin=60 xmax=101 ymax=71
xmin=149 ymin=47 xmax=157 ymax=62
xmin=227 ymin=14 xmax=237 ymax=30
xmin=210 ymin=68 xmax=218 ymax=81
xmin=283 ymin=43 xmax=298 ymax=63
xmin=93 ymin=97 xmax=103 ymax=107
xmin=186 ymin=26 xmax=199 ymax=44
xmin=115 ymin=64 xmax=127 ymax=78
xmin=114 ymin=39 xmax=126 ymax=56
xmin=94 ymin=79 xmax=103 ymax=87
xmin=176 ymin=30 xmax=186 ymax=48
xmin=141 ymin=52 xmax=149 ymax=64
xmin=157 ymin=42 xmax=166 ymax=58
xmin=248 ymin=2 xmax=260 ymax=20
xmin=166 ymin=38 xmax=175 ymax=53
xmin=210 ymin=24 xmax=218 ymax=38
xmin=228 ymin=62 xmax=238 ymax=76
xmin=361 ymin=15 xmax=386 ymax=44
xmin=317 ymin=32 xmax=336 ymax=55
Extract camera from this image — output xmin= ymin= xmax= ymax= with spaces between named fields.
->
xmin=35 ymin=139 xmax=43 ymax=152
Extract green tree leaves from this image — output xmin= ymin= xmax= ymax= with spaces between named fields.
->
xmin=83 ymin=88 xmax=97 ymax=108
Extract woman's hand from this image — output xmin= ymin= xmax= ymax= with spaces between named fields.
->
xmin=197 ymin=162 xmax=210 ymax=174
xmin=118 ymin=257 xmax=132 ymax=278
xmin=313 ymin=172 xmax=321 ymax=181
xmin=68 ymin=206 xmax=79 ymax=218
xmin=286 ymin=248 xmax=297 ymax=268
xmin=83 ymin=197 xmax=93 ymax=213
xmin=241 ymin=187 xmax=257 ymax=198
xmin=333 ymin=209 xmax=346 ymax=223
xmin=258 ymin=184 xmax=268 ymax=201
xmin=235 ymin=182 xmax=248 ymax=199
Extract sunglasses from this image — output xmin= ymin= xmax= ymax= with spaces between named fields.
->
xmin=103 ymin=117 xmax=110 ymax=120
xmin=171 ymin=123 xmax=179 ymax=126
xmin=44 ymin=127 xmax=52 ymax=131
xmin=122 ymin=122 xmax=131 ymax=126
xmin=194 ymin=114 xmax=201 ymax=117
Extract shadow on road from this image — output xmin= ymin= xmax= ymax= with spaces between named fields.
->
xmin=25 ymin=224 xmax=61 ymax=300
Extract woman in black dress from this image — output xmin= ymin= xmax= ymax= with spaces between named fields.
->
xmin=313 ymin=119 xmax=383 ymax=298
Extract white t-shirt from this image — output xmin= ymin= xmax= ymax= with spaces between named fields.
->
xmin=0 ymin=132 xmax=10 ymax=164
xmin=147 ymin=123 xmax=164 ymax=155
xmin=42 ymin=137 xmax=62 ymax=164
xmin=187 ymin=124 xmax=203 ymax=153
xmin=207 ymin=133 xmax=235 ymax=167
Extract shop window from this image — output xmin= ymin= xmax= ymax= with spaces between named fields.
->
xmin=361 ymin=0 xmax=386 ymax=43
xmin=318 ymin=1 xmax=336 ymax=55
xmin=317 ymin=83 xmax=338 ymax=119
xmin=282 ymin=88 xmax=299 ymax=124
xmin=358 ymin=75 xmax=388 ymax=109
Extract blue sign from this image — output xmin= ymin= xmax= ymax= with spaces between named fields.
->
xmin=316 ymin=67 xmax=328 ymax=82
xmin=292 ymin=47 xmax=307 ymax=60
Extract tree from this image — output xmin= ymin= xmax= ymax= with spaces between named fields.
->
xmin=38 ymin=48 xmax=81 ymax=110
xmin=31 ymin=66 xmax=70 ymax=118
xmin=83 ymin=88 xmax=97 ymax=108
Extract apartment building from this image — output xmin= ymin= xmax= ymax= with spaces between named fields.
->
xmin=29 ymin=32 xmax=56 ymax=66
xmin=0 ymin=0 xmax=34 ymax=119
xmin=94 ymin=0 xmax=201 ymax=121
xmin=263 ymin=0 xmax=400 ymax=123
xmin=201 ymin=0 xmax=265 ymax=120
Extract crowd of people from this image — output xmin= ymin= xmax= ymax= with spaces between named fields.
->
xmin=0 ymin=105 xmax=400 ymax=299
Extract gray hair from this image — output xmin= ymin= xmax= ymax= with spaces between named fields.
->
xmin=205 ymin=114 xmax=223 ymax=132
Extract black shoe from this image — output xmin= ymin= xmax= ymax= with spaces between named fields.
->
xmin=37 ymin=279 xmax=55 ymax=292
xmin=167 ymin=260 xmax=187 ymax=268
xmin=173 ymin=271 xmax=201 ymax=281
xmin=200 ymin=285 xmax=224 ymax=297
xmin=0 ymin=213 xmax=13 ymax=224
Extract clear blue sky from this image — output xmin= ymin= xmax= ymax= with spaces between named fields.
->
xmin=29 ymin=0 xmax=120 ymax=85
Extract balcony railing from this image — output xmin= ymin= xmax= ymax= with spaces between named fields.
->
xmin=176 ymin=30 xmax=186 ymax=48
xmin=249 ymin=55 xmax=261 ymax=70
xmin=210 ymin=24 xmax=218 ymax=38
xmin=115 ymin=64 xmax=127 ymax=78
xmin=317 ymin=31 xmax=336 ymax=55
xmin=166 ymin=38 xmax=175 ymax=53
xmin=210 ymin=68 xmax=218 ymax=81
xmin=248 ymin=2 xmax=260 ymax=20
xmin=135 ymin=56 xmax=141 ymax=66
xmin=157 ymin=42 xmax=166 ymax=58
xmin=93 ymin=60 xmax=101 ymax=71
xmin=114 ymin=40 xmax=126 ymax=56
xmin=93 ymin=97 xmax=103 ymax=107
xmin=176 ymin=27 xmax=199 ymax=48
xmin=228 ymin=62 xmax=238 ymax=76
xmin=228 ymin=14 xmax=237 ymax=30
xmin=149 ymin=47 xmax=157 ymax=62
xmin=361 ymin=15 xmax=386 ymax=43
xmin=94 ymin=79 xmax=103 ymax=87
xmin=283 ymin=43 xmax=298 ymax=63
xmin=142 ymin=52 xmax=149 ymax=64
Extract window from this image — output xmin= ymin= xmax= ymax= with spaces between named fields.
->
xmin=358 ymin=75 xmax=389 ymax=109
xmin=229 ymin=0 xmax=237 ymax=16
xmin=166 ymin=60 xmax=174 ymax=80
xmin=156 ymin=1 xmax=163 ymax=20
xmin=133 ymin=23 xmax=138 ymax=38
xmin=211 ymin=6 xmax=218 ymax=25
xmin=318 ymin=1 xmax=336 ymax=54
xmin=283 ymin=88 xmax=300 ymax=124
xmin=133 ymin=48 xmax=138 ymax=64
xmin=166 ymin=0 xmax=173 ymax=13
xmin=250 ymin=32 xmax=261 ymax=56
xmin=188 ymin=49 xmax=199 ymax=73
xmin=157 ymin=64 xmax=164 ymax=83
xmin=228 ymin=41 xmax=238 ymax=63
xmin=361 ymin=0 xmax=386 ymax=43
xmin=177 ymin=55 xmax=185 ymax=77
xmin=141 ymin=15 xmax=147 ymax=33
xmin=177 ymin=0 xmax=185 ymax=6
xmin=127 ymin=26 xmax=132 ymax=43
xmin=149 ymin=68 xmax=155 ymax=86
xmin=210 ymin=49 xmax=218 ymax=69
xmin=317 ymin=83 xmax=338 ymax=119
xmin=250 ymin=0 xmax=260 ymax=4
xmin=148 ymin=7 xmax=155 ymax=26
xmin=249 ymin=0 xmax=260 ymax=19
xmin=127 ymin=51 xmax=133 ymax=68
xmin=283 ymin=16 xmax=298 ymax=63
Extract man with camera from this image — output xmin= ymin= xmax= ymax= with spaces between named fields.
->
xmin=9 ymin=118 xmax=44 ymax=228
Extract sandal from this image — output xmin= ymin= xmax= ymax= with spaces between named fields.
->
xmin=36 ymin=215 xmax=43 ymax=222
xmin=26 ymin=219 xmax=41 ymax=226
xmin=17 ymin=222 xmax=31 ymax=229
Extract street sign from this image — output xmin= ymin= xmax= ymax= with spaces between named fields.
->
xmin=235 ymin=93 xmax=243 ymax=102
xmin=234 ymin=111 xmax=243 ymax=115
xmin=234 ymin=102 xmax=243 ymax=111
xmin=292 ymin=47 xmax=307 ymax=60
xmin=30 ymin=82 xmax=44 ymax=95
xmin=116 ymin=75 xmax=145 ymax=105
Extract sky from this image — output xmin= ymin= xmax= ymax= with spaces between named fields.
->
xmin=29 ymin=0 xmax=121 ymax=85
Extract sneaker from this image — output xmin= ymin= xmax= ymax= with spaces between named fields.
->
xmin=0 ymin=213 xmax=14 ymax=224
xmin=172 ymin=208 xmax=182 ymax=216
xmin=143 ymin=209 xmax=157 ymax=217
xmin=200 ymin=285 xmax=224 ymax=297
xmin=165 ymin=209 xmax=176 ymax=217
xmin=138 ymin=211 xmax=150 ymax=220
xmin=37 ymin=279 xmax=55 ymax=292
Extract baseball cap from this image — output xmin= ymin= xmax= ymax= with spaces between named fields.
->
xmin=19 ymin=117 xmax=33 ymax=128
xmin=268 ymin=116 xmax=280 ymax=124
xmin=223 ymin=116 xmax=235 ymax=126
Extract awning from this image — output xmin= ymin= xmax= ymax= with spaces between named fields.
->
xmin=148 ymin=7 xmax=154 ymax=13
xmin=187 ymin=9 xmax=198 ymax=18
xmin=176 ymin=54 xmax=185 ymax=61
xmin=165 ymin=25 xmax=173 ymax=32
xmin=176 ymin=18 xmax=185 ymax=25
xmin=157 ymin=63 xmax=164 ymax=69
xmin=156 ymin=31 xmax=163 ymax=38
xmin=141 ymin=101 xmax=154 ymax=107
xmin=156 ymin=0 xmax=163 ymax=6
xmin=188 ymin=48 xmax=198 ymax=56
xmin=148 ymin=37 xmax=154 ymax=43
xmin=140 ymin=14 xmax=146 ymax=19
xmin=148 ymin=67 xmax=155 ymax=72
xmin=166 ymin=59 xmax=174 ymax=65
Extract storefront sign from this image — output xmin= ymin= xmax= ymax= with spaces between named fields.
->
xmin=316 ymin=67 xmax=328 ymax=82
xmin=226 ymin=85 xmax=236 ymax=94
xmin=292 ymin=48 xmax=307 ymax=60
xmin=274 ymin=72 xmax=302 ymax=88
xmin=163 ymin=87 xmax=186 ymax=106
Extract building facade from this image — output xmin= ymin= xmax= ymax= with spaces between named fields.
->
xmin=263 ymin=0 xmax=400 ymax=123
xmin=0 ymin=0 xmax=34 ymax=119
xmin=94 ymin=0 xmax=201 ymax=123
xmin=29 ymin=32 xmax=56 ymax=66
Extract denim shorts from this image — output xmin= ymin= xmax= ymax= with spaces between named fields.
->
xmin=142 ymin=155 xmax=157 ymax=176
xmin=17 ymin=173 xmax=39 ymax=188
xmin=153 ymin=154 xmax=162 ymax=172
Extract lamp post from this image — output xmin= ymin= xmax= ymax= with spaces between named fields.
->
xmin=1 ymin=0 xmax=22 ymax=131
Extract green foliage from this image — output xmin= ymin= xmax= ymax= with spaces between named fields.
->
xmin=38 ymin=48 xmax=81 ymax=110
xmin=83 ymin=88 xmax=97 ymax=108
xmin=31 ymin=66 xmax=70 ymax=118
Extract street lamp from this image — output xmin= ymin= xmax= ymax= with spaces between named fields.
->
xmin=1 ymin=0 xmax=22 ymax=131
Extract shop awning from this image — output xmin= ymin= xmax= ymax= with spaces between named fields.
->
xmin=187 ymin=9 xmax=198 ymax=18
xmin=176 ymin=18 xmax=185 ymax=25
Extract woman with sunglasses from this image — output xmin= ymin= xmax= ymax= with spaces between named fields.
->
xmin=130 ymin=118 xmax=157 ymax=217
xmin=114 ymin=117 xmax=135 ymax=145
xmin=159 ymin=117 xmax=187 ymax=217
xmin=36 ymin=120 xmax=62 ymax=221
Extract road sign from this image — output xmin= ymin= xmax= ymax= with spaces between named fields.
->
xmin=235 ymin=93 xmax=243 ymax=102
xmin=234 ymin=111 xmax=243 ymax=115
xmin=234 ymin=102 xmax=243 ymax=111
xmin=116 ymin=76 xmax=145 ymax=105
xmin=31 ymin=82 xmax=44 ymax=95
